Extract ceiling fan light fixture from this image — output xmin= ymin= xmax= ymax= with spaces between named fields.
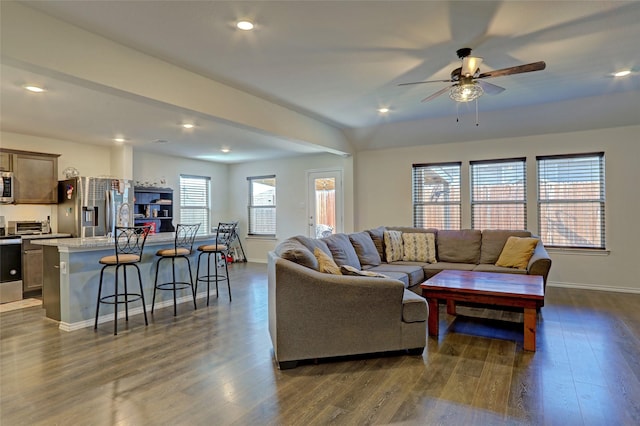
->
xmin=449 ymin=83 xmax=483 ymax=102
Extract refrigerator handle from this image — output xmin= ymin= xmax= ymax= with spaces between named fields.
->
xmin=105 ymin=189 xmax=111 ymax=235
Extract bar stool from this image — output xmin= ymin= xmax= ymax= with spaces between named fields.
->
xmin=94 ymin=226 xmax=150 ymax=335
xmin=151 ymin=223 xmax=200 ymax=316
xmin=196 ymin=222 xmax=237 ymax=304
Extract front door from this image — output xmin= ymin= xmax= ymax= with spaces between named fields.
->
xmin=307 ymin=170 xmax=343 ymax=238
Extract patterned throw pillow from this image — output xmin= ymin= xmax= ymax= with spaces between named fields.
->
xmin=383 ymin=230 xmax=404 ymax=262
xmin=314 ymin=247 xmax=342 ymax=274
xmin=402 ymin=233 xmax=437 ymax=263
xmin=340 ymin=265 xmax=390 ymax=278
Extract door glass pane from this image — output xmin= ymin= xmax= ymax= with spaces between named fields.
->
xmin=314 ymin=177 xmax=335 ymax=238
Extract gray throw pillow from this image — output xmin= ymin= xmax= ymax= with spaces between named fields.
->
xmin=349 ymin=231 xmax=381 ymax=266
xmin=321 ymin=233 xmax=362 ymax=269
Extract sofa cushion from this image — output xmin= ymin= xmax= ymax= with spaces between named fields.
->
xmin=366 ymin=226 xmax=386 ymax=261
xmin=369 ymin=263 xmax=425 ymax=287
xmin=275 ymin=238 xmax=318 ymax=270
xmin=436 ymin=229 xmax=482 ymax=264
xmin=340 ymin=265 xmax=389 ymax=278
xmin=349 ymin=231 xmax=381 ymax=267
xmin=384 ymin=230 xmax=404 ymax=262
xmin=473 ymin=264 xmax=527 ymax=275
xmin=321 ymin=233 xmax=361 ymax=269
xmin=402 ymin=233 xmax=437 ymax=263
xmin=291 ymin=235 xmax=332 ymax=257
xmin=496 ymin=236 xmax=539 ymax=269
xmin=480 ymin=230 xmax=532 ymax=264
xmin=402 ymin=290 xmax=428 ymax=323
xmin=314 ymin=247 xmax=342 ymax=274
xmin=423 ymin=262 xmax=477 ymax=280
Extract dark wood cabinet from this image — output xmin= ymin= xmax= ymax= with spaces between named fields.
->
xmin=23 ymin=240 xmax=43 ymax=292
xmin=134 ymin=187 xmax=174 ymax=233
xmin=0 ymin=149 xmax=59 ymax=204
xmin=42 ymin=246 xmax=61 ymax=321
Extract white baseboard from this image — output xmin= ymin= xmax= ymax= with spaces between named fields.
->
xmin=548 ymin=281 xmax=640 ymax=294
xmin=59 ymin=293 xmax=214 ymax=332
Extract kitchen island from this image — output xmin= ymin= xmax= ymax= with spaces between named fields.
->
xmin=34 ymin=233 xmax=221 ymax=331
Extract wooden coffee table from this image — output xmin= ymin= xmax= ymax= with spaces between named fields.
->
xmin=420 ymin=270 xmax=544 ymax=351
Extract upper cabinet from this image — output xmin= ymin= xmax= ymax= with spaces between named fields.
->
xmin=1 ymin=149 xmax=59 ymax=204
xmin=0 ymin=151 xmax=12 ymax=171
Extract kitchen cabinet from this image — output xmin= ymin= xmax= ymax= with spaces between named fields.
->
xmin=42 ymin=246 xmax=60 ymax=321
xmin=22 ymin=239 xmax=43 ymax=292
xmin=13 ymin=151 xmax=59 ymax=204
xmin=134 ymin=187 xmax=174 ymax=233
xmin=0 ymin=151 xmax=12 ymax=171
xmin=0 ymin=149 xmax=60 ymax=204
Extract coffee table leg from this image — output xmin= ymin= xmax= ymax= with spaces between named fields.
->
xmin=446 ymin=299 xmax=456 ymax=315
xmin=427 ymin=298 xmax=439 ymax=336
xmin=523 ymin=308 xmax=537 ymax=351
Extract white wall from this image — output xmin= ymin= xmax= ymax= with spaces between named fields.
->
xmin=228 ymin=153 xmax=354 ymax=262
xmin=132 ymin=150 xmax=229 ymax=229
xmin=355 ymin=125 xmax=640 ymax=293
xmin=0 ymin=131 xmax=113 ymax=230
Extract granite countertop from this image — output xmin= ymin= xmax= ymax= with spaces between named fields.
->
xmin=33 ymin=232 xmax=217 ymax=252
xmin=21 ymin=233 xmax=71 ymax=240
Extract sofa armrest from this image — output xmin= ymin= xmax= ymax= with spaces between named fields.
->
xmin=527 ymin=240 xmax=552 ymax=288
xmin=268 ymin=253 xmax=406 ymax=362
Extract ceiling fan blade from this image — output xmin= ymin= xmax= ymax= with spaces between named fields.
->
xmin=476 ymin=80 xmax=505 ymax=95
xmin=461 ymin=56 xmax=483 ymax=77
xmin=477 ymin=61 xmax=546 ymax=79
xmin=398 ymin=79 xmax=452 ymax=86
xmin=421 ymin=86 xmax=452 ymax=103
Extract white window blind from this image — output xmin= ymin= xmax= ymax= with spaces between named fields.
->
xmin=412 ymin=163 xmax=461 ymax=230
xmin=471 ymin=158 xmax=527 ymax=230
xmin=179 ymin=175 xmax=210 ymax=235
xmin=248 ymin=175 xmax=276 ymax=236
xmin=537 ymin=153 xmax=605 ymax=249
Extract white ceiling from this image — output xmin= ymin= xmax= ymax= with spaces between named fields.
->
xmin=2 ymin=1 xmax=640 ymax=163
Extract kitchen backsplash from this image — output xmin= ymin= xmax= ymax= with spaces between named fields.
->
xmin=0 ymin=204 xmax=57 ymax=232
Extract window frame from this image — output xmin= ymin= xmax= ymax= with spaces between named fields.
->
xmin=537 ymin=152 xmax=606 ymax=250
xmin=247 ymin=174 xmax=276 ymax=237
xmin=412 ymin=162 xmax=462 ymax=230
xmin=179 ymin=174 xmax=211 ymax=235
xmin=470 ymin=157 xmax=527 ymax=230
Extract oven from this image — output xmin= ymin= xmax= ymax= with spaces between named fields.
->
xmin=0 ymin=236 xmax=22 ymax=303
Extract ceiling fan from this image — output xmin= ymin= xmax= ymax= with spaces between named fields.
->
xmin=399 ymin=48 xmax=546 ymax=103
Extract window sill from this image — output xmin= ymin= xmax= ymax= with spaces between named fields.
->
xmin=245 ymin=235 xmax=278 ymax=241
xmin=547 ymin=248 xmax=610 ymax=256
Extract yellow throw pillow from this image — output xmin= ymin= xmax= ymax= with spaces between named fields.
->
xmin=314 ymin=247 xmax=342 ymax=275
xmin=495 ymin=236 xmax=539 ymax=269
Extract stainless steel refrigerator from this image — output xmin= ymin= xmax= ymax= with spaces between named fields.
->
xmin=58 ymin=177 xmax=134 ymax=238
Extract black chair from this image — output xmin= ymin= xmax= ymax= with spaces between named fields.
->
xmin=196 ymin=222 xmax=237 ymax=304
xmin=94 ymin=226 xmax=150 ymax=335
xmin=151 ymin=223 xmax=200 ymax=316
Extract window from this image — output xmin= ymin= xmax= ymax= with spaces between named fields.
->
xmin=248 ymin=175 xmax=276 ymax=236
xmin=537 ymin=153 xmax=605 ymax=249
xmin=179 ymin=175 xmax=210 ymax=235
xmin=471 ymin=158 xmax=527 ymax=230
xmin=412 ymin=163 xmax=461 ymax=230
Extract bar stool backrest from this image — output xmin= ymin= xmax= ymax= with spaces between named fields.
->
xmin=114 ymin=226 xmax=150 ymax=263
xmin=175 ymin=223 xmax=201 ymax=253
xmin=216 ymin=222 xmax=237 ymax=247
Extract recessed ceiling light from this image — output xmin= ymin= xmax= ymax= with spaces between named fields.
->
xmin=613 ymin=70 xmax=631 ymax=77
xmin=378 ymin=107 xmax=390 ymax=113
xmin=113 ymin=137 xmax=126 ymax=143
xmin=236 ymin=20 xmax=254 ymax=31
xmin=23 ymin=84 xmax=45 ymax=93
xmin=221 ymin=147 xmax=231 ymax=153
xmin=182 ymin=123 xmax=194 ymax=129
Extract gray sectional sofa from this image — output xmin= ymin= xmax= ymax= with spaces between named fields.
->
xmin=267 ymin=227 xmax=551 ymax=369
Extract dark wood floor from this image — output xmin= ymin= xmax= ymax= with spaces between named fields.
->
xmin=1 ymin=262 xmax=639 ymax=425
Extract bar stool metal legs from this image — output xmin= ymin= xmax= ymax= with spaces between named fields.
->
xmin=94 ymin=226 xmax=150 ymax=335
xmin=196 ymin=250 xmax=232 ymax=305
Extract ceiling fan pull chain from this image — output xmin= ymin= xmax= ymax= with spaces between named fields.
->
xmin=456 ymin=103 xmax=460 ymax=123
xmin=475 ymin=99 xmax=479 ymax=126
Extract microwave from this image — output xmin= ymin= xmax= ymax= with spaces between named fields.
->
xmin=0 ymin=172 xmax=13 ymax=204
